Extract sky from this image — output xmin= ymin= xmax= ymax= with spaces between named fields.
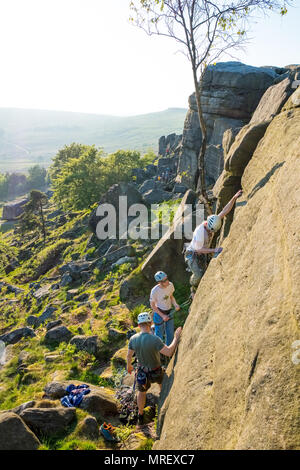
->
xmin=0 ymin=0 xmax=299 ymax=116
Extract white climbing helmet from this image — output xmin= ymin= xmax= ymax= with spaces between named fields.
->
xmin=137 ymin=312 xmax=152 ymax=324
xmin=154 ymin=271 xmax=167 ymax=282
xmin=207 ymin=214 xmax=222 ymax=232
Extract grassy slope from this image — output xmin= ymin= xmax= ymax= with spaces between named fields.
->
xmin=0 ymin=199 xmax=190 ymax=450
xmin=0 ymin=107 xmax=187 ymax=172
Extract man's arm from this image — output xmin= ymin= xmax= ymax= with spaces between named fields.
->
xmin=127 ymin=348 xmax=134 ymax=374
xmin=150 ymin=300 xmax=169 ymax=322
xmin=218 ymin=190 xmax=242 ymax=219
xmin=170 ymin=294 xmax=180 ymax=310
xmin=160 ymin=327 xmax=182 ymax=357
xmin=196 ymin=247 xmax=219 ymax=255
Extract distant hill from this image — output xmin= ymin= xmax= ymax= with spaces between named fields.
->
xmin=0 ymin=107 xmax=187 ymax=172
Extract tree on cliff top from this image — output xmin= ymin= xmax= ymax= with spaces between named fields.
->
xmin=129 ymin=0 xmax=290 ymax=211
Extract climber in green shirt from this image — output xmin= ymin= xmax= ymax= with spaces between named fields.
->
xmin=127 ymin=311 xmax=182 ymax=425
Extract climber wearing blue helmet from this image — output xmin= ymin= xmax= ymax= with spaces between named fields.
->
xmin=150 ymin=271 xmax=180 ymax=346
xmin=185 ymin=189 xmax=242 ymax=297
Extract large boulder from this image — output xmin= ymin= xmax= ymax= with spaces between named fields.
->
xmin=44 ymin=325 xmax=73 ymax=345
xmin=158 ymin=133 xmax=182 ymax=156
xmin=44 ymin=381 xmax=119 ymax=417
xmin=176 ymin=61 xmax=281 ymax=187
xmin=154 ymin=92 xmax=300 ymax=450
xmin=224 ymin=121 xmax=271 ymax=176
xmin=69 ymin=335 xmax=105 ymax=357
xmin=0 ymin=327 xmax=36 ymax=345
xmin=142 ymin=189 xmax=173 ymax=205
xmin=0 ymin=412 xmax=40 ymax=450
xmin=2 ymin=198 xmax=28 ymax=221
xmin=20 ymin=407 xmax=76 ymax=437
xmin=98 ymin=244 xmax=135 ymax=266
xmin=249 ymin=77 xmax=293 ymax=124
xmin=214 ymin=71 xmax=296 ymax=241
xmin=26 ymin=305 xmax=57 ymax=328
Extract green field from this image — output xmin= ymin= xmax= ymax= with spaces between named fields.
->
xmin=0 ymin=107 xmax=187 ymax=172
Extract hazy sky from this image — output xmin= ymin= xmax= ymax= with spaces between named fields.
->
xmin=0 ymin=0 xmax=299 ymax=116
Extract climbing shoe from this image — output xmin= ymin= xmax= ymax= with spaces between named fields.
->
xmin=100 ymin=422 xmax=120 ymax=442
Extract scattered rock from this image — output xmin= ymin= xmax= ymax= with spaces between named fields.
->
xmin=20 ymin=407 xmax=76 ymax=437
xmin=32 ymin=285 xmax=51 ymax=301
xmin=108 ymin=328 xmax=127 ymax=341
xmin=2 ymin=198 xmax=28 ymax=221
xmin=80 ymin=390 xmax=119 ymax=416
xmin=44 ymin=354 xmax=61 ymax=363
xmin=111 ymin=256 xmax=136 ymax=269
xmin=119 ymin=280 xmax=131 ymax=301
xmin=77 ymin=416 xmax=99 ymax=440
xmin=9 ymin=401 xmax=36 ymax=415
xmin=70 ymin=335 xmax=104 ymax=357
xmin=44 ymin=325 xmax=73 ymax=345
xmin=142 ymin=189 xmax=173 ymax=205
xmin=0 ymin=412 xmax=40 ymax=450
xmin=26 ymin=305 xmax=57 ymax=328
xmin=46 ymin=319 xmax=62 ymax=331
xmin=0 ymin=327 xmax=36 ymax=345
xmin=44 ymin=381 xmax=119 ymax=417
xmin=74 ymin=293 xmax=89 ymax=303
xmin=66 ymin=289 xmax=80 ymax=300
xmin=60 ymin=273 xmax=73 ymax=287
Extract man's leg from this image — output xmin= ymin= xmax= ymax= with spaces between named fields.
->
xmin=165 ymin=316 xmax=174 ymax=346
xmin=154 ymin=316 xmax=165 ymax=342
xmin=137 ymin=391 xmax=147 ymax=415
xmin=187 ymin=255 xmax=204 ymax=296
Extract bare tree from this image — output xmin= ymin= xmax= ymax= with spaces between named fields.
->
xmin=130 ymin=0 xmax=290 ymax=212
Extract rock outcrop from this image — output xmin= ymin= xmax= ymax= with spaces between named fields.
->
xmin=154 ymin=87 xmax=300 ymax=450
xmin=0 ymin=412 xmax=41 ymax=450
xmin=176 ymin=61 xmax=284 ymax=188
xmin=214 ymin=73 xmax=295 ymax=240
xmin=2 ymin=198 xmax=28 ymax=221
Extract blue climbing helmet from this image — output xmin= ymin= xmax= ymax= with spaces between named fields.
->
xmin=154 ymin=271 xmax=168 ymax=282
xmin=207 ymin=214 xmax=222 ymax=232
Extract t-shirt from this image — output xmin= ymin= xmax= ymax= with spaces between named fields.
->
xmin=150 ymin=282 xmax=175 ymax=310
xmin=128 ymin=332 xmax=164 ymax=369
xmin=187 ymin=222 xmax=212 ymax=252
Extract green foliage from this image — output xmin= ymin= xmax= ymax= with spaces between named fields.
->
xmin=50 ymin=142 xmax=93 ymax=182
xmin=58 ymin=440 xmax=97 ymax=450
xmin=130 ymin=304 xmax=150 ymax=325
xmin=114 ymin=425 xmax=135 ymax=441
xmin=27 ymin=165 xmax=47 ymax=190
xmin=138 ymin=149 xmax=156 ymax=167
xmin=67 ymin=367 xmax=114 ymax=388
xmin=138 ymin=438 xmax=154 ymax=449
xmin=50 ymin=143 xmax=155 ymax=211
xmin=52 ymin=146 xmax=106 ymax=211
xmin=0 ymin=234 xmax=17 ymax=274
xmin=19 ymin=190 xmax=48 ymax=242
xmin=28 ymin=238 xmax=69 ymax=279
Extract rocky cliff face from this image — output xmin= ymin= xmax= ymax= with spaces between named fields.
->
xmin=154 ymin=86 xmax=300 ymax=450
xmin=175 ymin=61 xmax=290 ymax=188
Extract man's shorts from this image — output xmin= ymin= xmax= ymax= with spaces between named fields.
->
xmin=137 ymin=367 xmax=164 ymax=392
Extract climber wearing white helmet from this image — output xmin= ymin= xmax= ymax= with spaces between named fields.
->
xmin=185 ymin=189 xmax=243 ymax=296
xmin=127 ymin=312 xmax=182 ymax=425
xmin=150 ymin=271 xmax=180 ymax=346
